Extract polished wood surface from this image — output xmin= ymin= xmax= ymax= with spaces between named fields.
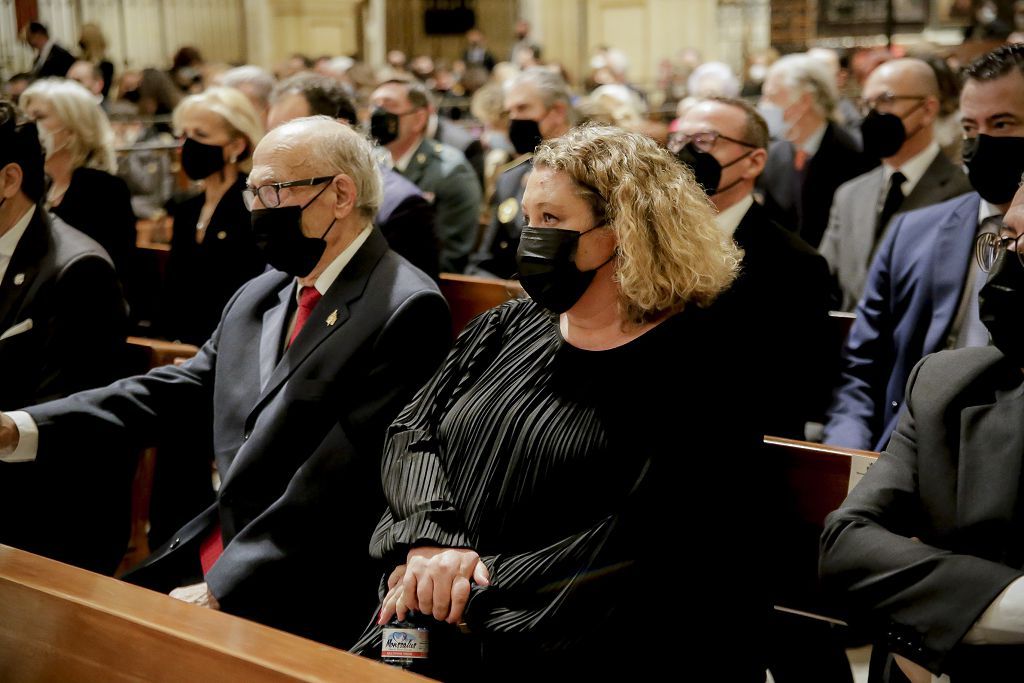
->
xmin=438 ymin=273 xmax=524 ymax=337
xmin=0 ymin=545 xmax=423 ymax=682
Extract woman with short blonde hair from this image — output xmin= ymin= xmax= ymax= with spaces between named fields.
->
xmin=172 ymin=86 xmax=264 ymax=173
xmin=21 ymin=77 xmax=117 ymax=174
xmin=356 ymin=125 xmax=765 ymax=680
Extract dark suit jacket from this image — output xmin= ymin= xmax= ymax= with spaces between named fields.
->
xmin=469 ymin=156 xmax=531 ymax=279
xmin=758 ymin=121 xmax=877 ymax=248
xmin=434 ymin=117 xmax=485 ymax=190
xmin=0 ymin=207 xmax=131 ymax=574
xmin=162 ymin=176 xmax=266 ymax=345
xmin=376 ymin=167 xmax=439 ymax=280
xmin=24 ymin=228 xmax=451 ymax=647
xmin=713 ymin=200 xmax=833 ymax=438
xmin=820 ymin=150 xmax=972 ymax=311
xmin=32 ymin=42 xmax=75 ymax=79
xmin=824 ymin=192 xmax=981 ymax=451
xmin=821 ymin=346 xmax=1024 ymax=679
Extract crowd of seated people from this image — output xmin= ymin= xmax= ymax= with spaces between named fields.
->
xmin=4 ymin=15 xmax=1024 ymax=680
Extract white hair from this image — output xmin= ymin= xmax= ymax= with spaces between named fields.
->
xmin=217 ymin=65 xmax=276 ymax=108
xmin=767 ymin=53 xmax=838 ymax=119
xmin=321 ymin=56 xmax=354 ymax=78
xmin=20 ymin=77 xmax=117 ymax=173
xmin=687 ymin=61 xmax=741 ymax=99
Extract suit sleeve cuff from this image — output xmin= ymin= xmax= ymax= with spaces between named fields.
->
xmin=3 ymin=411 xmax=39 ymax=463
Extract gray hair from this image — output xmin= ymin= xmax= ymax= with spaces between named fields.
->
xmin=273 ymin=115 xmax=382 ymax=221
xmin=505 ymin=67 xmax=575 ymax=123
xmin=218 ymin=65 xmax=276 ymax=109
xmin=20 ymin=77 xmax=116 ymax=173
xmin=767 ymin=53 xmax=837 ymax=119
xmin=687 ymin=62 xmax=741 ymax=99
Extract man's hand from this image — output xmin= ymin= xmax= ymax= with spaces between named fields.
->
xmin=169 ymin=582 xmax=220 ymax=609
xmin=378 ymin=548 xmax=490 ymax=625
xmin=894 ymin=654 xmax=932 ymax=683
xmin=0 ymin=413 xmax=20 ymax=458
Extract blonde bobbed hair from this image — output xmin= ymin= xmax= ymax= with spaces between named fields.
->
xmin=172 ymin=86 xmax=264 ymax=172
xmin=20 ymin=77 xmax=117 ymax=174
xmin=532 ymin=124 xmax=741 ymax=325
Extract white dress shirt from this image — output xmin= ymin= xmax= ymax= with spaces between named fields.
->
xmin=882 ymin=142 xmax=941 ymax=198
xmin=392 ymin=136 xmax=425 ymax=173
xmin=713 ymin=194 xmax=754 ymax=239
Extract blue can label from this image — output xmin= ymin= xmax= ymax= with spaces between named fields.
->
xmin=382 ymin=627 xmax=429 ymax=659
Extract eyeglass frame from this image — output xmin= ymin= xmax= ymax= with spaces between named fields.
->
xmin=855 ymin=93 xmax=928 ymax=117
xmin=242 ymin=175 xmax=336 ymax=211
xmin=975 ymin=230 xmax=1024 ymax=273
xmin=667 ymin=129 xmax=757 ymax=155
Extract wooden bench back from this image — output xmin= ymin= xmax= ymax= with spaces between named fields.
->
xmin=438 ymin=273 xmax=525 ymax=337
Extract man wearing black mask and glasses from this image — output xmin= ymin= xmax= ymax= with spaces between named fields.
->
xmin=819 ymin=58 xmax=971 ymax=311
xmin=821 ymin=183 xmax=1024 ymax=683
xmin=0 ymin=101 xmax=130 ymax=575
xmin=676 ymin=96 xmax=832 ymax=441
xmin=0 ymin=116 xmax=451 ymax=649
xmin=826 ymin=44 xmax=1024 ymax=453
xmin=469 ymin=68 xmax=573 ymax=279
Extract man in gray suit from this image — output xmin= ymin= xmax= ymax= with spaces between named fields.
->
xmin=371 ymin=80 xmax=482 ymax=273
xmin=819 ymin=58 xmax=972 ymax=310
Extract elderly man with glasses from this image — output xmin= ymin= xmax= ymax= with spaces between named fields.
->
xmin=821 ymin=181 xmax=1024 ymax=683
xmin=819 ymin=58 xmax=972 ymax=312
xmin=0 ymin=115 xmax=452 ymax=648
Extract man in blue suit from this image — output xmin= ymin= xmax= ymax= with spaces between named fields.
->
xmin=824 ymin=44 xmax=1024 ymax=451
xmin=0 ymin=116 xmax=451 ymax=647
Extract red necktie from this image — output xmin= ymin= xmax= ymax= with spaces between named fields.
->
xmin=199 ymin=286 xmax=323 ymax=575
xmin=793 ymin=148 xmax=808 ymax=172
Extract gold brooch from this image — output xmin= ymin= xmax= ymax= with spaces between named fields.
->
xmin=326 ymin=309 xmax=338 ymax=326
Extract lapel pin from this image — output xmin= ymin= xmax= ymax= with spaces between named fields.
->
xmin=13 ymin=273 xmax=25 ymax=286
xmin=326 ymin=309 xmax=338 ymax=326
xmin=416 ymin=153 xmax=427 ymax=165
xmin=216 ymin=231 xmax=227 ymax=240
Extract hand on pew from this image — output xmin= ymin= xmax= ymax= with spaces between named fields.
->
xmin=0 ymin=413 xmax=19 ymax=458
xmin=169 ymin=581 xmax=220 ymax=610
xmin=378 ymin=547 xmax=490 ymax=625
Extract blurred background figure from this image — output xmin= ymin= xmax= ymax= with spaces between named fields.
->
xmin=216 ymin=65 xmax=276 ymax=128
xmin=77 ymin=22 xmax=114 ymax=99
xmin=22 ymin=22 xmax=75 ymax=80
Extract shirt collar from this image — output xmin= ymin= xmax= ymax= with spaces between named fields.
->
xmin=714 ymin=194 xmax=754 ymax=239
xmin=393 ymin=136 xmax=424 ymax=173
xmin=0 ymin=205 xmax=35 ymax=259
xmin=883 ymin=141 xmax=940 ymax=197
xmin=296 ymin=224 xmax=373 ymax=301
xmin=800 ymin=122 xmax=828 ymax=156
xmin=36 ymin=39 xmax=54 ymax=64
xmin=978 ymin=197 xmax=1003 ymax=227
xmin=427 ymin=113 xmax=439 ymax=140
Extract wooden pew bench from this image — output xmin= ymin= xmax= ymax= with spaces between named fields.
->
xmin=438 ymin=273 xmax=525 ymax=337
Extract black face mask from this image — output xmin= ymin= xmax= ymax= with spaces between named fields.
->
xmin=509 ymin=118 xmax=544 ymax=156
xmin=370 ymin=108 xmax=401 ymax=146
xmin=250 ymin=183 xmax=336 ymax=277
xmin=676 ymin=143 xmax=751 ymax=196
xmin=516 ymin=225 xmax=614 ymax=313
xmin=860 ymin=108 xmax=916 ymax=159
xmin=979 ymin=248 xmax=1024 ymax=366
xmin=181 ymin=137 xmax=226 ymax=181
xmin=963 ymin=134 xmax=1024 ymax=206
xmin=122 ymin=88 xmax=141 ymax=103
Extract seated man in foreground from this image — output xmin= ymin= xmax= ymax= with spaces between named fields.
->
xmin=820 ymin=184 xmax=1024 ymax=681
xmin=0 ymin=116 xmax=452 ymax=648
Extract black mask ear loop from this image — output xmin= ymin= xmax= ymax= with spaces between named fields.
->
xmin=578 ymin=224 xmax=617 ymax=272
xmin=303 ymin=178 xmax=337 ymax=240
xmin=899 ymin=99 xmax=929 ymax=142
xmin=714 ymin=150 xmax=755 ymax=196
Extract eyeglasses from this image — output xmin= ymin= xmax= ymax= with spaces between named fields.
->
xmin=242 ymin=176 xmax=335 ymax=211
xmin=667 ymin=130 xmax=756 ymax=155
xmin=976 ymin=230 xmax=1024 ymax=272
xmin=855 ymin=93 xmax=927 ymax=117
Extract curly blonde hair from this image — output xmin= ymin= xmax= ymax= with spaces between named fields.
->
xmin=532 ymin=123 xmax=741 ymax=325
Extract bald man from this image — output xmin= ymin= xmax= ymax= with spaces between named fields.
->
xmin=819 ymin=58 xmax=971 ymax=310
xmin=0 ymin=116 xmax=451 ymax=647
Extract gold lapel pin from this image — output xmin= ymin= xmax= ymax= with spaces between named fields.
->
xmin=326 ymin=309 xmax=338 ymax=326
xmin=13 ymin=273 xmax=25 ymax=286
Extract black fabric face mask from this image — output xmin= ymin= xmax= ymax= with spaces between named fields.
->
xmin=516 ymin=225 xmax=613 ymax=313
xmin=980 ymin=248 xmax=1024 ymax=366
xmin=675 ymin=143 xmax=751 ymax=196
xmin=181 ymin=137 xmax=226 ymax=181
xmin=370 ymin=108 xmax=400 ymax=146
xmin=860 ymin=109 xmax=913 ymax=159
xmin=509 ymin=118 xmax=544 ymax=156
xmin=250 ymin=183 xmax=336 ymax=277
xmin=963 ymin=134 xmax=1024 ymax=206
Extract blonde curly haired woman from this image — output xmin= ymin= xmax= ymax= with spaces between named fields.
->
xmin=355 ymin=124 xmax=768 ymax=680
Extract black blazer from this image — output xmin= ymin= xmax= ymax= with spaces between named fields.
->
xmin=32 ymin=42 xmax=76 ymax=79
xmin=821 ymin=346 xmax=1024 ymax=679
xmin=470 ymin=156 xmax=531 ymax=279
xmin=26 ymin=228 xmax=452 ymax=647
xmin=0 ymin=207 xmax=131 ymax=575
xmin=162 ymin=176 xmax=266 ymax=345
xmin=758 ymin=121 xmax=877 ymax=248
xmin=377 ymin=167 xmax=439 ymax=280
xmin=712 ymin=200 xmax=833 ymax=438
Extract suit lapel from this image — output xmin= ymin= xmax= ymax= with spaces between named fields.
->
xmin=856 ymin=167 xmax=886 ymax=264
xmin=903 ymin=154 xmax=961 ymax=212
xmin=400 ymin=140 xmax=430 ymax=187
xmin=258 ymin=280 xmax=292 ymax=392
xmin=924 ymin=193 xmax=981 ymax=354
xmin=0 ymin=208 xmax=48 ymax=331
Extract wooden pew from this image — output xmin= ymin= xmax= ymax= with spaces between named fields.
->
xmin=117 ymin=337 xmax=202 ymax=576
xmin=438 ymin=273 xmax=525 ymax=337
xmin=762 ymin=436 xmax=878 ymax=622
xmin=0 ymin=545 xmax=420 ymax=682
